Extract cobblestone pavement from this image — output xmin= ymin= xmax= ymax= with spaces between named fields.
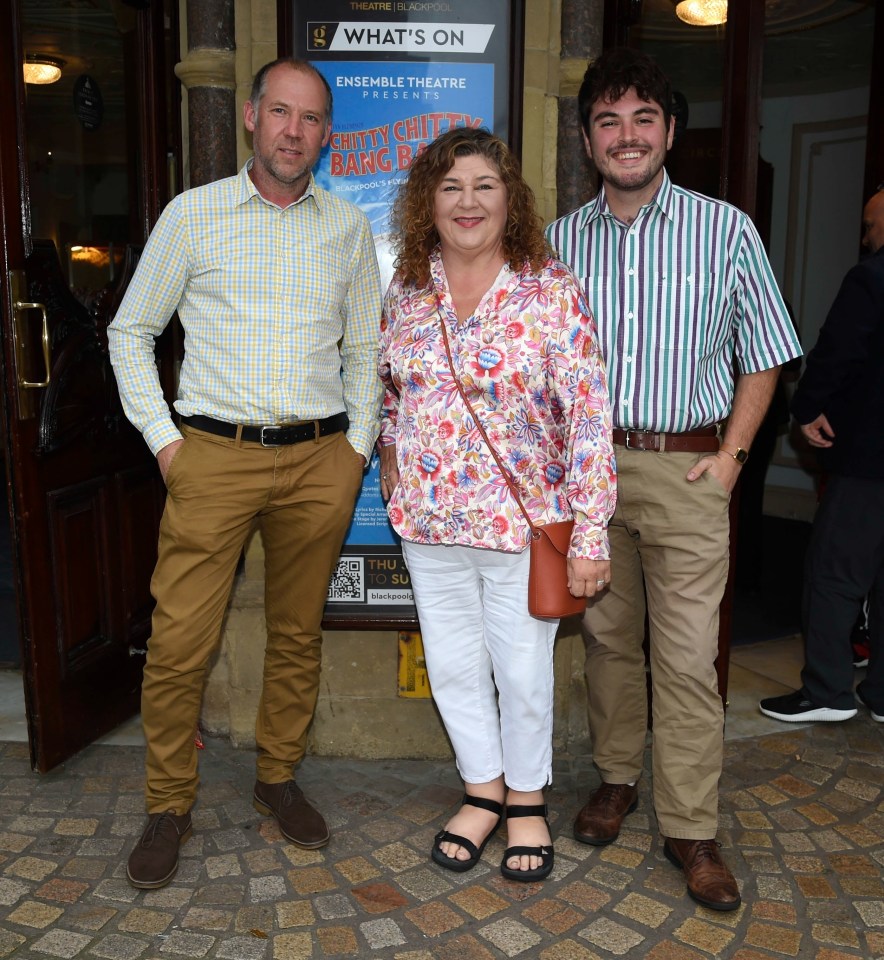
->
xmin=0 ymin=717 xmax=882 ymax=960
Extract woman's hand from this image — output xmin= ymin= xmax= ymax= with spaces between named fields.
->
xmin=567 ymin=558 xmax=611 ymax=599
xmin=379 ymin=443 xmax=399 ymax=502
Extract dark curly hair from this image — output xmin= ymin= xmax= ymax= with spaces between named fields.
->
xmin=389 ymin=127 xmax=550 ymax=289
xmin=578 ymin=48 xmax=672 ymax=137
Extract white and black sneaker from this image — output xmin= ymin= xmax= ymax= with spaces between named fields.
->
xmin=759 ymin=689 xmax=857 ymax=723
xmin=856 ymin=687 xmax=884 ymax=723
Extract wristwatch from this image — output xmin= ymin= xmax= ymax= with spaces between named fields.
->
xmin=727 ymin=447 xmax=749 ymax=464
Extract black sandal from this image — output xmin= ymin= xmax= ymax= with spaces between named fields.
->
xmin=500 ymin=803 xmax=555 ymax=882
xmin=431 ymin=794 xmax=504 ymax=873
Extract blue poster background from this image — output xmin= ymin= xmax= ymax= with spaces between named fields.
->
xmin=313 ymin=60 xmax=495 ymax=555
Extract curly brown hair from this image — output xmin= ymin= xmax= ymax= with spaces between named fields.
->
xmin=390 ymin=127 xmax=550 ymax=289
xmin=578 ymin=48 xmax=672 ymax=137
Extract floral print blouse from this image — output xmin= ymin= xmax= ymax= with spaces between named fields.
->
xmin=378 ymin=249 xmax=616 ymax=558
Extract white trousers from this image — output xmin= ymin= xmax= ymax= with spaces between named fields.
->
xmin=402 ymin=541 xmax=558 ymax=792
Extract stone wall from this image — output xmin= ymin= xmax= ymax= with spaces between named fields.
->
xmin=198 ymin=0 xmax=602 ymax=763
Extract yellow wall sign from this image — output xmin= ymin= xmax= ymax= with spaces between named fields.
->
xmin=397 ymin=631 xmax=432 ymax=698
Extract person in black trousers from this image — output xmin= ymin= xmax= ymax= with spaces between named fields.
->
xmin=760 ymin=188 xmax=884 ymax=723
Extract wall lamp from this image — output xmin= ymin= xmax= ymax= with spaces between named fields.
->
xmin=23 ymin=55 xmax=65 ymax=85
xmin=675 ymin=0 xmax=728 ymax=26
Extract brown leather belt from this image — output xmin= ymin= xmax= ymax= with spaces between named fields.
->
xmin=612 ymin=425 xmax=720 ymax=453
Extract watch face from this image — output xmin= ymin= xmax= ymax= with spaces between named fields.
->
xmin=734 ymin=448 xmax=748 ymax=464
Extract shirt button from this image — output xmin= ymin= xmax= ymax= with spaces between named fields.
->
xmin=626 ymin=312 xmax=634 ymax=320
xmin=625 ymin=356 xmax=632 ymax=363
xmin=628 ymin=268 xmax=635 ymax=276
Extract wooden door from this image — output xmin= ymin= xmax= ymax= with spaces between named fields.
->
xmin=0 ymin=0 xmax=180 ymax=771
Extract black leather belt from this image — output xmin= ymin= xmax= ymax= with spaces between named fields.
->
xmin=612 ymin=425 xmax=720 ymax=453
xmin=182 ymin=413 xmax=349 ymax=447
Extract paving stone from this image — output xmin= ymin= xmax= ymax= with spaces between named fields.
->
xmin=449 ymin=885 xmax=509 ymax=921
xmin=395 ymin=866 xmax=455 ymax=901
xmin=4 ymin=854 xmax=57 ymax=881
xmin=521 ymin=898 xmax=584 ymax=935
xmin=577 ymin=917 xmax=645 ymax=955
xmin=854 ymin=900 xmax=884 ymax=926
xmin=0 ymin=926 xmax=27 ymax=957
xmin=351 ymin=882 xmax=409 ymax=913
xmin=0 ymin=832 xmax=34 ymax=853
xmin=333 ymin=855 xmax=380 ymax=883
xmin=180 ymin=907 xmax=233 ymax=931
xmin=65 ymin=904 xmax=118 ymax=931
xmin=275 ymin=901 xmax=315 ymax=928
xmin=89 ymin=933 xmax=150 ymax=959
xmin=270 ymin=931 xmax=312 ymax=959
xmin=118 ymin=908 xmax=175 ymax=935
xmin=214 ymin=935 xmax=268 ymax=959
xmin=613 ymin=891 xmax=673 ymax=928
xmin=317 ymin=924 xmax=359 ymax=956
xmin=249 ymin=876 xmax=287 ymax=903
xmin=360 ymin=917 xmax=407 ymax=950
xmin=61 ymin=857 xmax=108 ymax=880
xmin=0 ymin=878 xmax=28 ymax=907
xmin=28 ymin=927 xmax=93 ymax=957
xmin=234 ymin=905 xmax=274 ymax=934
xmin=204 ymin=855 xmax=242 ymax=880
xmin=672 ymin=918 xmax=735 ymax=954
xmin=143 ymin=888 xmax=195 ymax=909
xmin=743 ymin=921 xmax=803 ymax=955
xmin=479 ymin=917 xmax=543 ymax=957
xmin=313 ymin=894 xmax=356 ymax=919
xmin=7 ymin=899 xmax=65 ymax=928
xmin=372 ymin=842 xmax=425 ymax=873
xmin=157 ymin=930 xmax=216 ymax=956
xmin=35 ymin=878 xmax=89 ymax=902
xmin=810 ymin=922 xmax=861 ymax=948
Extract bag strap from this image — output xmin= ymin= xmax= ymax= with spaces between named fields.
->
xmin=437 ymin=312 xmax=538 ymax=538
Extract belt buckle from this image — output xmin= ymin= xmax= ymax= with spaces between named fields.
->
xmin=624 ymin=429 xmax=644 ymax=451
xmin=260 ymin=426 xmax=281 ymax=447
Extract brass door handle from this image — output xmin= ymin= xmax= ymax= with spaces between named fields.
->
xmin=13 ymin=300 xmax=51 ymax=388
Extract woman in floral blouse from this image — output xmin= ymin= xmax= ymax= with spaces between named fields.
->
xmin=378 ymin=127 xmax=615 ymax=882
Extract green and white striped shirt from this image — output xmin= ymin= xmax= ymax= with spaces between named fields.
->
xmin=547 ymin=171 xmax=801 ymax=432
xmin=109 ymin=161 xmax=383 ymax=459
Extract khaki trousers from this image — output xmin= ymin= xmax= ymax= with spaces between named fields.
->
xmin=582 ymin=447 xmax=730 ymax=839
xmin=142 ymin=425 xmax=364 ymax=813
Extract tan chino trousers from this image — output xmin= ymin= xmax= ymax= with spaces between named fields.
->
xmin=582 ymin=447 xmax=730 ymax=839
xmin=141 ymin=425 xmax=364 ymax=813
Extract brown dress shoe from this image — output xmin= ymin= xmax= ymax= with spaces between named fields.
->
xmin=127 ymin=811 xmax=192 ymax=889
xmin=253 ymin=779 xmax=330 ymax=849
xmin=664 ymin=838 xmax=741 ymax=911
xmin=573 ymin=782 xmax=638 ymax=846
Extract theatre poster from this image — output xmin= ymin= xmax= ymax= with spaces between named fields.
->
xmin=285 ymin=0 xmax=524 ymax=625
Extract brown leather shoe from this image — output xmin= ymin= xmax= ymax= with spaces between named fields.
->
xmin=127 ymin=811 xmax=192 ymax=889
xmin=253 ymin=779 xmax=329 ymax=849
xmin=573 ymin=782 xmax=638 ymax=846
xmin=664 ymin=838 xmax=741 ymax=911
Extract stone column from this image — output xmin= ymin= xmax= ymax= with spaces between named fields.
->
xmin=174 ymin=0 xmax=237 ymax=187
xmin=555 ymin=0 xmax=604 ymax=217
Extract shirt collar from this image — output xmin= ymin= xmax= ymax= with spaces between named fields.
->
xmin=579 ymin=168 xmax=674 ymax=228
xmin=235 ymin=159 xmax=321 ymax=211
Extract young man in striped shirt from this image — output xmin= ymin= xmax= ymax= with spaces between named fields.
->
xmin=547 ymin=48 xmax=800 ymax=911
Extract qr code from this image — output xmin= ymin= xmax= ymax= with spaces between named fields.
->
xmin=328 ymin=557 xmax=364 ymax=602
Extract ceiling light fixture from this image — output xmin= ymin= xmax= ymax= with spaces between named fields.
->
xmin=675 ymin=0 xmax=728 ymax=26
xmin=23 ymin=55 xmax=64 ymax=85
